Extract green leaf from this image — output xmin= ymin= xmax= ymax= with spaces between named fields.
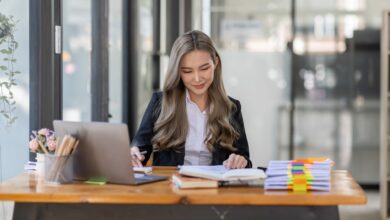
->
xmin=9 ymin=117 xmax=17 ymax=124
xmin=0 ymin=49 xmax=10 ymax=54
xmin=0 ymin=65 xmax=7 ymax=70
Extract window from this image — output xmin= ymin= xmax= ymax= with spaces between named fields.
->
xmin=0 ymin=0 xmax=30 ymax=180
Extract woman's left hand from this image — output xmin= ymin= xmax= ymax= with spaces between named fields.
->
xmin=223 ymin=153 xmax=248 ymax=169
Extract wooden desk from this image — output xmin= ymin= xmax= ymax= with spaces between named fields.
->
xmin=0 ymin=167 xmax=366 ymax=220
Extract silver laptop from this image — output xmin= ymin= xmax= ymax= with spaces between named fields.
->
xmin=53 ymin=120 xmax=167 ymax=185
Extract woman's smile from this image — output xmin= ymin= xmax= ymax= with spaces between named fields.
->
xmin=193 ymin=83 xmax=205 ymax=89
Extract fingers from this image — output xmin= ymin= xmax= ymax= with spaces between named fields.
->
xmin=223 ymin=154 xmax=248 ymax=169
xmin=131 ymin=147 xmax=141 ymax=159
xmin=223 ymin=155 xmax=232 ymax=169
xmin=223 ymin=160 xmax=228 ymax=168
xmin=132 ymin=154 xmax=144 ymax=167
xmin=131 ymin=147 xmax=145 ymax=167
xmin=237 ymin=157 xmax=247 ymax=168
xmin=132 ymin=158 xmax=143 ymax=167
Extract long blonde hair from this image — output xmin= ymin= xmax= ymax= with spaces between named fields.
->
xmin=152 ymin=30 xmax=239 ymax=152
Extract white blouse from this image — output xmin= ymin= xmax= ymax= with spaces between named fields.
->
xmin=183 ymin=91 xmax=212 ymax=165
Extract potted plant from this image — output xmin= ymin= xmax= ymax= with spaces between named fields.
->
xmin=0 ymin=12 xmax=19 ymax=126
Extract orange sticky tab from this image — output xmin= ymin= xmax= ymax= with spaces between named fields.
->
xmin=293 ymin=157 xmax=329 ymax=164
xmin=293 ymin=179 xmax=307 ymax=184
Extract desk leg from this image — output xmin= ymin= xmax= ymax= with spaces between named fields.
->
xmin=13 ymin=203 xmax=339 ymax=220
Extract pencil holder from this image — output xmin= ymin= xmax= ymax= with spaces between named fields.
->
xmin=44 ymin=154 xmax=74 ymax=184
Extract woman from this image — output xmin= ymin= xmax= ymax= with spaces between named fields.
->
xmin=131 ymin=30 xmax=251 ymax=169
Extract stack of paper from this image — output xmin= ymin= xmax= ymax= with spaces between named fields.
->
xmin=24 ymin=161 xmax=36 ymax=171
xmin=265 ymin=158 xmax=333 ymax=192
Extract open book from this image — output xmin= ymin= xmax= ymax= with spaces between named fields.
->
xmin=179 ymin=165 xmax=266 ymax=181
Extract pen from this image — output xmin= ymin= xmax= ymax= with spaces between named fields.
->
xmin=257 ymin=166 xmax=267 ymax=172
xmin=140 ymin=151 xmax=147 ymax=155
xmin=132 ymin=151 xmax=147 ymax=157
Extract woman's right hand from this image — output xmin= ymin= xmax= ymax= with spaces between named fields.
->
xmin=131 ymin=146 xmax=145 ymax=167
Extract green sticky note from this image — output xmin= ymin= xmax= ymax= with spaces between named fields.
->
xmin=85 ymin=177 xmax=107 ymax=185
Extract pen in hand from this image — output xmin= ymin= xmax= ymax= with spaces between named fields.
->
xmin=131 ymin=150 xmax=147 ymax=167
xmin=131 ymin=150 xmax=147 ymax=157
xmin=139 ymin=151 xmax=147 ymax=155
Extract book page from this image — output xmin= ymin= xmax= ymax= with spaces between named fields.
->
xmin=223 ymin=169 xmax=266 ymax=180
xmin=179 ymin=165 xmax=227 ymax=180
xmin=179 ymin=165 xmax=265 ymax=181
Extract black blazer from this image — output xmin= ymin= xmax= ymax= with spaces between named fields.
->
xmin=132 ymin=92 xmax=252 ymax=168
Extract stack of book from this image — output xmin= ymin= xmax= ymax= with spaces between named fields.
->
xmin=264 ymin=158 xmax=333 ymax=192
xmin=172 ymin=174 xmax=219 ymax=189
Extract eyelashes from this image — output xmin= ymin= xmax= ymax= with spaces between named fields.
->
xmin=182 ymin=67 xmax=210 ymax=74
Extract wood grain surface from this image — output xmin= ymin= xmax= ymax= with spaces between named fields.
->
xmin=0 ymin=167 xmax=366 ymax=205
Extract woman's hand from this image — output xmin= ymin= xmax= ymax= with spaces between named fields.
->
xmin=223 ymin=153 xmax=248 ymax=169
xmin=131 ymin=146 xmax=145 ymax=167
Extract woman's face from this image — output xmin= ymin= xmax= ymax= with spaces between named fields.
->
xmin=179 ymin=50 xmax=217 ymax=100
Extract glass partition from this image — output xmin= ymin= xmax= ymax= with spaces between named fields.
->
xmin=62 ymin=0 xmax=92 ymax=122
xmin=137 ymin=0 xmax=155 ymax=127
xmin=193 ymin=0 xmax=291 ymax=166
xmin=109 ymin=0 xmax=123 ymax=123
xmin=293 ymin=0 xmax=390 ymax=183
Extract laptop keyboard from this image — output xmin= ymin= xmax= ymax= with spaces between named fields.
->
xmin=134 ymin=173 xmax=146 ymax=178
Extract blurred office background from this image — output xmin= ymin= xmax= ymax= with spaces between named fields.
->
xmin=0 ymin=0 xmax=388 ymax=187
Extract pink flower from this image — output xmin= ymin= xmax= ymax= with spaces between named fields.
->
xmin=38 ymin=128 xmax=50 ymax=136
xmin=29 ymin=139 xmax=39 ymax=152
xmin=47 ymin=138 xmax=57 ymax=152
xmin=29 ymin=128 xmax=57 ymax=154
